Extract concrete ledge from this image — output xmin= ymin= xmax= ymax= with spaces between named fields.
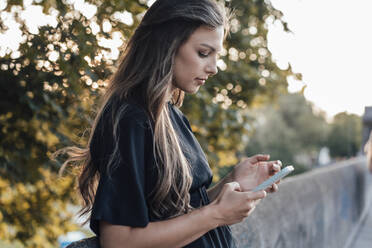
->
xmin=231 ymin=156 xmax=372 ymax=248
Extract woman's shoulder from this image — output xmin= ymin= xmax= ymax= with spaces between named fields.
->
xmin=102 ymin=98 xmax=151 ymax=127
xmin=120 ymin=101 xmax=149 ymax=122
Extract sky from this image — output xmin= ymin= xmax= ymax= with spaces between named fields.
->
xmin=267 ymin=0 xmax=372 ymax=118
xmin=1 ymin=0 xmax=372 ymax=118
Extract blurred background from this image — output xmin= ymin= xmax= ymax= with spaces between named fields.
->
xmin=0 ymin=0 xmax=370 ymax=247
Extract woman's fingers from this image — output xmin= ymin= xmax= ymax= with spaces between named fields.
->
xmin=258 ymin=160 xmax=282 ymax=174
xmin=272 ymin=183 xmax=279 ymax=192
xmin=268 ymin=162 xmax=282 ymax=185
xmin=271 ymin=162 xmax=281 ymax=174
xmin=266 ymin=183 xmax=278 ymax=193
xmin=214 ymin=184 xmax=266 ymax=225
xmin=247 ymin=154 xmax=270 ymax=164
xmin=245 ymin=190 xmax=266 ymax=201
xmin=229 ymin=181 xmax=242 ymax=192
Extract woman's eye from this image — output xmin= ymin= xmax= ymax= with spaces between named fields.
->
xmin=198 ymin=51 xmax=208 ymax=58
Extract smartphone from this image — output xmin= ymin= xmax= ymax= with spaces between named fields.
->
xmin=252 ymin=165 xmax=294 ymax=192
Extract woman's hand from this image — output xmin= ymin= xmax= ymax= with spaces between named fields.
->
xmin=229 ymin=154 xmax=282 ymax=193
xmin=210 ymin=182 xmax=266 ymax=226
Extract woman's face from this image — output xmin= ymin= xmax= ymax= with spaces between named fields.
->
xmin=172 ymin=25 xmax=224 ymax=94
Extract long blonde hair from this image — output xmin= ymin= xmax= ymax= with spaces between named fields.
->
xmin=55 ymin=0 xmax=230 ymax=221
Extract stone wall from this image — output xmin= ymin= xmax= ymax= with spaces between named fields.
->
xmin=231 ymin=156 xmax=372 ymax=248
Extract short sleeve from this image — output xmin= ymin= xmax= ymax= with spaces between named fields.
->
xmin=90 ymin=107 xmax=152 ymax=235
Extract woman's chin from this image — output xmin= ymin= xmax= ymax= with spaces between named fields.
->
xmin=186 ymin=86 xmax=201 ymax=94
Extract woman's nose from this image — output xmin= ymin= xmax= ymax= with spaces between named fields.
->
xmin=206 ymin=57 xmax=218 ymax=76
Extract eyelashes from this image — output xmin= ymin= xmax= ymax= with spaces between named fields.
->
xmin=198 ymin=51 xmax=221 ymax=60
xmin=198 ymin=51 xmax=209 ymax=58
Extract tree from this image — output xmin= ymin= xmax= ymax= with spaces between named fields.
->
xmin=244 ymin=93 xmax=329 ymax=175
xmin=0 ymin=0 xmax=297 ymax=246
xmin=326 ymin=112 xmax=362 ymax=158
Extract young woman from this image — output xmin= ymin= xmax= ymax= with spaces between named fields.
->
xmin=59 ymin=0 xmax=282 ymax=247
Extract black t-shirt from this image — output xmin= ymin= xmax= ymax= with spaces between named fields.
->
xmin=89 ymin=101 xmax=236 ymax=248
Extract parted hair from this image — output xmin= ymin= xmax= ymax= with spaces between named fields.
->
xmin=55 ymin=0 xmax=230 ymax=222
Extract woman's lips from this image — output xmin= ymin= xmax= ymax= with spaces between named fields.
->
xmin=195 ymin=78 xmax=206 ymax=85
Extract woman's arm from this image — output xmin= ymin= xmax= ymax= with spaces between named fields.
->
xmin=99 ymin=182 xmax=266 ymax=248
xmin=100 ymin=205 xmax=216 ymax=248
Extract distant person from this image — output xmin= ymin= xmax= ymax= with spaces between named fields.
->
xmin=364 ymin=131 xmax=372 ymax=173
xmin=55 ymin=0 xmax=283 ymax=247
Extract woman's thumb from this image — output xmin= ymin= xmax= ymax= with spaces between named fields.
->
xmin=227 ymin=181 xmax=242 ymax=192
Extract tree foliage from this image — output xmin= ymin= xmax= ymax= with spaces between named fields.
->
xmin=243 ymin=93 xmax=363 ymax=174
xmin=244 ymin=93 xmax=329 ymax=174
xmin=326 ymin=112 xmax=362 ymax=158
xmin=0 ymin=0 xmax=297 ymax=246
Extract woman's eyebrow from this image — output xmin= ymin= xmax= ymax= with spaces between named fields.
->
xmin=200 ymin=43 xmax=219 ymax=52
